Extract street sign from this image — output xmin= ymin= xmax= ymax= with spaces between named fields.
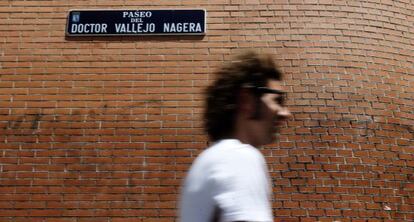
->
xmin=66 ymin=9 xmax=206 ymax=36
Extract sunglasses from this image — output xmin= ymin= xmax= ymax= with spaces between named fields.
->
xmin=245 ymin=86 xmax=287 ymax=105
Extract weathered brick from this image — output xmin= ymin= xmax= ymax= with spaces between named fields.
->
xmin=0 ymin=1 xmax=412 ymax=221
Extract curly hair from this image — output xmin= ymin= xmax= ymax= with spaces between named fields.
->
xmin=204 ymin=50 xmax=283 ymax=141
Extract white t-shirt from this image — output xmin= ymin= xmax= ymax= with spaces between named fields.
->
xmin=179 ymin=139 xmax=273 ymax=222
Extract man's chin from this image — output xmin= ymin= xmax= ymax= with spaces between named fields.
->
xmin=262 ymin=134 xmax=278 ymax=146
xmin=270 ymin=130 xmax=280 ymax=143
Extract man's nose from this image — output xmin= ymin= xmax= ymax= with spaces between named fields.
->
xmin=277 ymin=107 xmax=292 ymax=119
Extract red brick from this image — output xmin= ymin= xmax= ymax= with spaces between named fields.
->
xmin=0 ymin=1 xmax=412 ymax=221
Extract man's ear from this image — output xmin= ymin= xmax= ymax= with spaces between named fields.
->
xmin=237 ymin=88 xmax=256 ymax=118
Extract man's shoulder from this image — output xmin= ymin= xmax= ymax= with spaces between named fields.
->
xmin=198 ymin=139 xmax=264 ymax=165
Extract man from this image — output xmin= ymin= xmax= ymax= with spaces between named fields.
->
xmin=179 ymin=51 xmax=291 ymax=222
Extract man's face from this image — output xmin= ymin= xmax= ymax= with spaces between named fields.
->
xmin=253 ymin=79 xmax=291 ymax=145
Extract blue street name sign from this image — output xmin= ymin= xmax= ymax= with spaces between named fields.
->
xmin=66 ymin=9 xmax=206 ymax=36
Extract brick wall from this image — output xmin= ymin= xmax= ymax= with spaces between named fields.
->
xmin=0 ymin=1 xmax=413 ymax=222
